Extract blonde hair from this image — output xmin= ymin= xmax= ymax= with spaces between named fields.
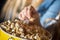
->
xmin=1 ymin=0 xmax=43 ymax=21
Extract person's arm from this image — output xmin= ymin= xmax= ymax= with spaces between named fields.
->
xmin=40 ymin=0 xmax=60 ymax=28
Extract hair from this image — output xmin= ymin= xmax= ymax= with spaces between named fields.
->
xmin=46 ymin=13 xmax=60 ymax=40
xmin=1 ymin=0 xmax=43 ymax=21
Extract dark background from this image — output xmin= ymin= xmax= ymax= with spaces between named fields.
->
xmin=0 ymin=0 xmax=6 ymax=22
xmin=0 ymin=0 xmax=6 ymax=14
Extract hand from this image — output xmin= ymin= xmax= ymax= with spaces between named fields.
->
xmin=18 ymin=6 xmax=40 ymax=25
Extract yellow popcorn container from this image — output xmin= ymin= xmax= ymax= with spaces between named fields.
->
xmin=0 ymin=28 xmax=27 ymax=40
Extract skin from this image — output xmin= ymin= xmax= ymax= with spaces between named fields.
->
xmin=18 ymin=6 xmax=40 ymax=25
xmin=18 ymin=0 xmax=43 ymax=25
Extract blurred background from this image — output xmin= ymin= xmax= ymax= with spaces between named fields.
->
xmin=0 ymin=0 xmax=6 ymax=22
xmin=0 ymin=0 xmax=6 ymax=13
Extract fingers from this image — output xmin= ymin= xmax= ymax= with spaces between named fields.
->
xmin=18 ymin=6 xmax=38 ymax=21
xmin=18 ymin=7 xmax=30 ymax=20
